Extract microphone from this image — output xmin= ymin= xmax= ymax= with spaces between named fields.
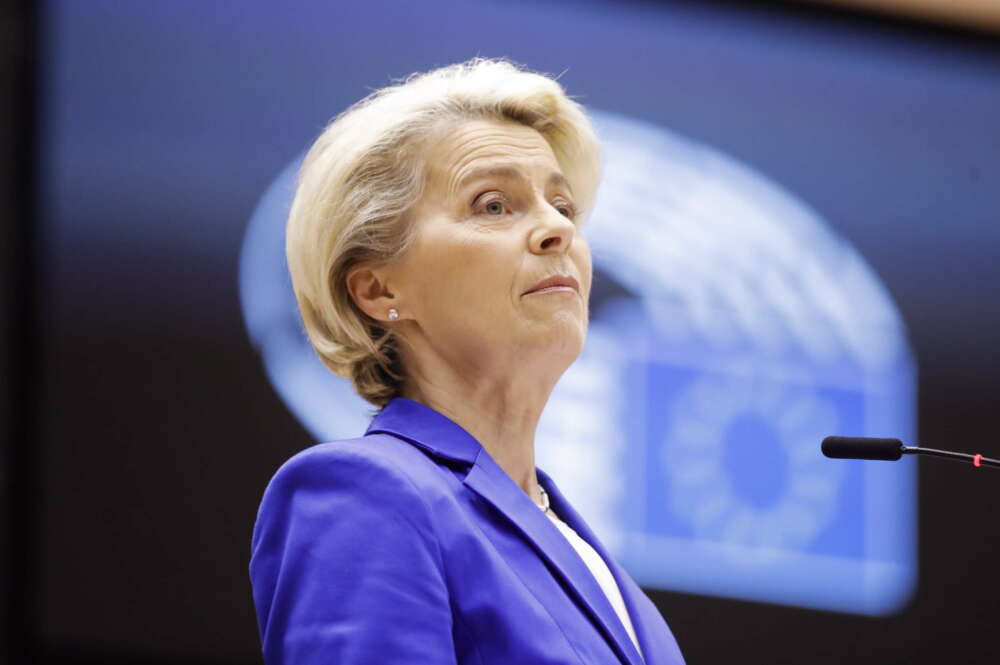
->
xmin=822 ymin=436 xmax=903 ymax=461
xmin=822 ymin=436 xmax=1000 ymax=469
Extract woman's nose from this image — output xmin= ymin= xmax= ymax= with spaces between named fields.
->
xmin=529 ymin=207 xmax=575 ymax=254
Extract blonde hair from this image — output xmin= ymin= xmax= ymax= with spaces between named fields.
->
xmin=286 ymin=57 xmax=602 ymax=407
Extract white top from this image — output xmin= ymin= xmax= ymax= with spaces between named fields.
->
xmin=539 ymin=500 xmax=645 ymax=662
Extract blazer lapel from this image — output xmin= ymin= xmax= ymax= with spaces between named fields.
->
xmin=465 ymin=448 xmax=646 ymax=665
xmin=539 ymin=468 xmax=684 ymax=665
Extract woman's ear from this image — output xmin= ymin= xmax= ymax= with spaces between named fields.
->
xmin=345 ymin=264 xmax=400 ymax=323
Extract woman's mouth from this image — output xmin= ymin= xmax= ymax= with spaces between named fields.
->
xmin=522 ymin=275 xmax=580 ymax=296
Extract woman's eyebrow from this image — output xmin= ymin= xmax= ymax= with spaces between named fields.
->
xmin=455 ymin=165 xmax=573 ymax=195
xmin=548 ymin=171 xmax=573 ymax=196
xmin=455 ymin=165 xmax=524 ymax=192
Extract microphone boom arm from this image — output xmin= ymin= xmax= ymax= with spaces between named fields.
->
xmin=902 ymin=445 xmax=1000 ymax=469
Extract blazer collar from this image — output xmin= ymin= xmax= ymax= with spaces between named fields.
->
xmin=365 ymin=397 xmax=480 ymax=465
xmin=365 ymin=397 xmax=646 ymax=665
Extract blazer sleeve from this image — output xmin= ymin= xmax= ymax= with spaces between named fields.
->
xmin=249 ymin=444 xmax=457 ymax=665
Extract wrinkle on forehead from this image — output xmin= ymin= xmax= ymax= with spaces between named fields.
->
xmin=421 ymin=119 xmax=562 ymax=199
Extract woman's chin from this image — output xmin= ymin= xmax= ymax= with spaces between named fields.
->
xmin=518 ymin=320 xmax=586 ymax=357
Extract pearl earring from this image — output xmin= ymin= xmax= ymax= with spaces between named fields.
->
xmin=388 ymin=308 xmax=399 ymax=321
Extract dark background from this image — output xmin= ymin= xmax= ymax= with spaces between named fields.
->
xmin=4 ymin=1 xmax=1000 ymax=663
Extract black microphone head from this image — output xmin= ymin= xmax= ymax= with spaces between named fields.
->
xmin=822 ymin=436 xmax=903 ymax=461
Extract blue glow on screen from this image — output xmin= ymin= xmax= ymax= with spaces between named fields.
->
xmin=240 ymin=109 xmax=917 ymax=616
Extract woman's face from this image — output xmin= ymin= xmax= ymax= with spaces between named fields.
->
xmin=389 ymin=118 xmax=593 ymax=376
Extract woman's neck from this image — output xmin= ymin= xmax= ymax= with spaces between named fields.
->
xmin=400 ymin=356 xmax=562 ymax=502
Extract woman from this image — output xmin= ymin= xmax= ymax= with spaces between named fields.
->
xmin=249 ymin=57 xmax=686 ymax=665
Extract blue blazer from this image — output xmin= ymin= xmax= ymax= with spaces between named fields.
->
xmin=250 ymin=397 xmax=686 ymax=665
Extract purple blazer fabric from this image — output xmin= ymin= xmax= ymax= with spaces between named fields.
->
xmin=250 ymin=397 xmax=686 ymax=665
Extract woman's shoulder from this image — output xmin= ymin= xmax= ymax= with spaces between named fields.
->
xmin=259 ymin=432 xmax=453 ymax=511
xmin=249 ymin=433 xmax=456 ymax=621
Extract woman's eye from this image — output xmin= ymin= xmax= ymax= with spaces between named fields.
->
xmin=475 ymin=193 xmax=509 ymax=216
xmin=556 ymin=202 xmax=577 ymax=219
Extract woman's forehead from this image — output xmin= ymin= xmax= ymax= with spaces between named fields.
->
xmin=424 ymin=119 xmax=561 ymax=196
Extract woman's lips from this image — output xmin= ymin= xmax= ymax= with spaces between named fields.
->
xmin=523 ymin=286 xmax=577 ymax=296
xmin=522 ymin=275 xmax=580 ymax=296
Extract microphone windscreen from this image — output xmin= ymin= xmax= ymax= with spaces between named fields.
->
xmin=822 ymin=436 xmax=903 ymax=461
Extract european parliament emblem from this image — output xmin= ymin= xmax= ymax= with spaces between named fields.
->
xmin=240 ymin=110 xmax=917 ymax=616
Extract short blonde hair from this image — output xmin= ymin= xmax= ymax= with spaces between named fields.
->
xmin=286 ymin=57 xmax=602 ymax=407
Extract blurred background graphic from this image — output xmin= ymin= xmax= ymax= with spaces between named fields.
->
xmin=3 ymin=1 xmax=1000 ymax=663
